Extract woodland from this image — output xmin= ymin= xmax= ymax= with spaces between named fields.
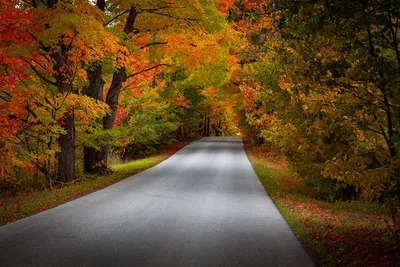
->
xmin=1 ymin=0 xmax=400 ymax=263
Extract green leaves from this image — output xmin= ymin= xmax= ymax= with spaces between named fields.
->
xmin=234 ymin=0 xmax=400 ymax=200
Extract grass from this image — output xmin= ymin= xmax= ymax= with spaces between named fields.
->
xmin=245 ymin=143 xmax=400 ymax=267
xmin=0 ymin=141 xmax=189 ymax=226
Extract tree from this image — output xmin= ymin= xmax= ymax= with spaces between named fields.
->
xmin=0 ymin=0 xmax=241 ymax=190
xmin=11 ymin=0 xmax=119 ymax=182
xmin=231 ymin=0 xmax=400 ymax=202
xmin=0 ymin=0 xmax=33 ymax=188
xmin=82 ymin=0 xmax=239 ymax=172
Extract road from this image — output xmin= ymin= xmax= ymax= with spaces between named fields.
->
xmin=0 ymin=137 xmax=315 ymax=267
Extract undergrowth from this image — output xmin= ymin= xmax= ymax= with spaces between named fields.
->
xmin=0 ymin=141 xmax=188 ymax=226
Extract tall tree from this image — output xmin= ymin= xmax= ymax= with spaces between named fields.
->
xmin=83 ymin=0 xmax=233 ymax=172
xmin=231 ymin=0 xmax=400 ymax=202
xmin=23 ymin=0 xmax=118 ymax=182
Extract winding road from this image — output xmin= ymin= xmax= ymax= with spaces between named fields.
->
xmin=0 ymin=137 xmax=315 ymax=267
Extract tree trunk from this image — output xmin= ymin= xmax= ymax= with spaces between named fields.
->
xmin=364 ymin=21 xmax=399 ymax=205
xmin=100 ymin=7 xmax=137 ymax=165
xmin=102 ymin=69 xmax=127 ymax=163
xmin=57 ymin=110 xmax=75 ymax=182
xmin=206 ymin=117 xmax=211 ymax=136
xmin=82 ymin=64 xmax=107 ymax=173
xmin=52 ymin=49 xmax=75 ymax=182
xmin=30 ymin=0 xmax=76 ymax=182
xmin=81 ymin=0 xmax=109 ymax=174
xmin=83 ymin=146 xmax=105 ymax=173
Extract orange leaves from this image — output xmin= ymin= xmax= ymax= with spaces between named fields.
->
xmin=215 ymin=0 xmax=236 ymax=14
xmin=278 ymin=194 xmax=399 ymax=266
xmin=278 ymin=74 xmax=292 ymax=92
xmin=202 ymin=86 xmax=218 ymax=97
xmin=171 ymin=92 xmax=190 ymax=108
xmin=0 ymin=2 xmax=34 ymax=183
xmin=161 ymin=32 xmax=223 ymax=70
xmin=0 ymin=0 xmax=241 ymax=184
xmin=0 ymin=0 xmax=34 ymax=46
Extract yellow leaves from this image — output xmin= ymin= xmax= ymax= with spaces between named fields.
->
xmin=46 ymin=149 xmax=57 ymax=156
xmin=65 ymin=93 xmax=109 ymax=122
xmin=202 ymin=87 xmax=218 ymax=97
xmin=11 ymin=158 xmax=25 ymax=168
xmin=75 ymin=69 xmax=87 ymax=81
xmin=279 ymin=74 xmax=292 ymax=92
xmin=161 ymin=32 xmax=224 ymax=70
xmin=115 ymin=46 xmax=130 ymax=68
xmin=0 ymin=140 xmax=31 ymax=183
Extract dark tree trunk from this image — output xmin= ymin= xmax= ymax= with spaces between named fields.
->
xmin=198 ymin=120 xmax=203 ymax=135
xmin=205 ymin=117 xmax=211 ymax=136
xmin=29 ymin=0 xmax=77 ymax=182
xmin=363 ymin=19 xmax=399 ymax=205
xmin=215 ymin=121 xmax=223 ymax=136
xmin=81 ymin=0 xmax=108 ymax=174
xmin=82 ymin=64 xmax=107 ymax=173
xmin=202 ymin=117 xmax=206 ymax=135
xmin=104 ymin=70 xmax=127 ymax=131
xmin=83 ymin=146 xmax=105 ymax=173
xmin=96 ymin=0 xmax=105 ymax=11
xmin=57 ymin=110 xmax=75 ymax=182
xmin=52 ymin=46 xmax=75 ymax=182
xmin=213 ymin=124 xmax=220 ymax=136
xmin=102 ymin=69 xmax=128 ymax=163
xmin=100 ymin=7 xmax=138 ymax=164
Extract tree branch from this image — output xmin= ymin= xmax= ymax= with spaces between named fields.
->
xmin=140 ymin=41 xmax=168 ymax=49
xmin=28 ymin=63 xmax=57 ymax=86
xmin=27 ymin=31 xmax=50 ymax=52
xmin=126 ymin=63 xmax=171 ymax=79
xmin=104 ymin=9 xmax=131 ymax=27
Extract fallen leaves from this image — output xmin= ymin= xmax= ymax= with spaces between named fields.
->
xmin=247 ymin=143 xmax=400 ymax=267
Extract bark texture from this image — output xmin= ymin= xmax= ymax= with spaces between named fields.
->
xmin=82 ymin=64 xmax=107 ymax=173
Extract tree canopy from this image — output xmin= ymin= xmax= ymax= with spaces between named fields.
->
xmin=1 ymin=0 xmax=400 ymax=208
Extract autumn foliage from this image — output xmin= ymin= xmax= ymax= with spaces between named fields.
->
xmin=2 ymin=0 xmax=400 ymax=264
xmin=0 ymin=0 xmax=241 ymax=189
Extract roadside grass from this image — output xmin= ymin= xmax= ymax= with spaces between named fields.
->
xmin=245 ymin=143 xmax=400 ymax=267
xmin=0 ymin=141 xmax=189 ymax=226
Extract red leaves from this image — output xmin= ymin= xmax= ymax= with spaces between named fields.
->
xmin=249 ymin=146 xmax=400 ymax=266
xmin=0 ymin=0 xmax=35 ymax=137
xmin=215 ymin=0 xmax=236 ymax=14
xmin=114 ymin=106 xmax=128 ymax=127
xmin=277 ymin=195 xmax=400 ymax=266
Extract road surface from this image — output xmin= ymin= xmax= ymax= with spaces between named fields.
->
xmin=0 ymin=137 xmax=315 ymax=267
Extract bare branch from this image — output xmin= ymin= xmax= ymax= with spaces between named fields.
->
xmin=28 ymin=62 xmax=58 ymax=86
xmin=104 ymin=10 xmax=131 ymax=27
xmin=27 ymin=31 xmax=50 ymax=52
xmin=140 ymin=41 xmax=168 ymax=49
xmin=126 ymin=63 xmax=171 ymax=79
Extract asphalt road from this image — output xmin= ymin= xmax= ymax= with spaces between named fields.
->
xmin=0 ymin=137 xmax=315 ymax=267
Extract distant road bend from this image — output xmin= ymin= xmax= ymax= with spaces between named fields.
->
xmin=0 ymin=137 xmax=315 ymax=267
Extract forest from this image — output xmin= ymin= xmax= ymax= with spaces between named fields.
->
xmin=1 ymin=0 xmax=400 ymax=265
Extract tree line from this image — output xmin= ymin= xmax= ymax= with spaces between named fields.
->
xmin=0 ymin=0 xmax=242 ymax=192
xmin=231 ymin=0 xmax=400 ymax=205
